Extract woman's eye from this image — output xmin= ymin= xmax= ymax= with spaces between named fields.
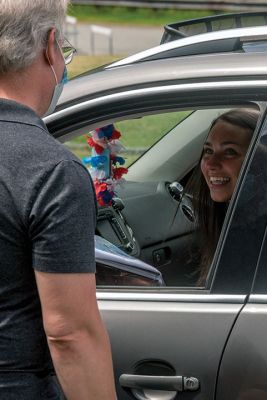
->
xmin=203 ymin=147 xmax=213 ymax=155
xmin=225 ymin=148 xmax=238 ymax=156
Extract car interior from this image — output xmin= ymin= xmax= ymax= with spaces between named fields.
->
xmin=63 ymin=103 xmax=261 ymax=289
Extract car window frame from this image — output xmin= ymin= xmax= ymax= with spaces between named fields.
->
xmin=94 ymin=103 xmax=267 ymax=295
xmin=47 ymin=81 xmax=267 ymax=296
xmin=94 ymin=105 xmax=267 ymax=296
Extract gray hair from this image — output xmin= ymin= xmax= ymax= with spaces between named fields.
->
xmin=0 ymin=0 xmax=69 ymax=74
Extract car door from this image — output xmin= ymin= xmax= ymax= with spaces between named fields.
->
xmin=47 ymin=62 xmax=267 ymax=398
xmin=95 ymin=105 xmax=267 ymax=399
xmin=98 ymin=293 xmax=243 ymax=400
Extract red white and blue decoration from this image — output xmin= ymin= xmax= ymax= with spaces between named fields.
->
xmin=83 ymin=124 xmax=128 ymax=206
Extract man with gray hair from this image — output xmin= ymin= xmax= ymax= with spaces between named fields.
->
xmin=0 ymin=1 xmax=117 ymax=399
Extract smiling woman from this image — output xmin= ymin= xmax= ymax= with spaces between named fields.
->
xmin=187 ymin=108 xmax=260 ymax=284
xmin=201 ymin=117 xmax=253 ymax=203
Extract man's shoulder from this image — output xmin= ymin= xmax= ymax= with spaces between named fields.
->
xmin=0 ymin=98 xmax=45 ymax=128
xmin=0 ymin=99 xmax=83 ymax=168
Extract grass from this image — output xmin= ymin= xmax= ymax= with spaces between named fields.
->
xmin=68 ymin=5 xmax=219 ymax=26
xmin=67 ymin=55 xmax=120 ymax=78
xmin=65 ymin=5 xmax=207 ymax=165
xmin=66 ymin=5 xmax=223 ymax=77
xmin=65 ymin=111 xmax=191 ymax=167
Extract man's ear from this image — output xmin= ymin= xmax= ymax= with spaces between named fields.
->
xmin=45 ymin=28 xmax=58 ymax=66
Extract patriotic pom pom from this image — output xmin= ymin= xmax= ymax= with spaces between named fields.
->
xmin=84 ymin=124 xmax=128 ymax=206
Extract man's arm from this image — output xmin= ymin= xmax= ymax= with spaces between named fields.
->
xmin=35 ymin=271 xmax=117 ymax=400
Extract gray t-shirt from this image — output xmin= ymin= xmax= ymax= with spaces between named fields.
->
xmin=0 ymin=99 xmax=97 ymax=374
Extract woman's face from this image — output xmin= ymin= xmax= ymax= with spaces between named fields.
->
xmin=201 ymin=120 xmax=252 ymax=202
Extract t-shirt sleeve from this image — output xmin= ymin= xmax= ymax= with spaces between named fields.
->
xmin=29 ymin=160 xmax=97 ymax=273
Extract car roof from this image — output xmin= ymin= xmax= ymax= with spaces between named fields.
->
xmin=54 ymin=12 xmax=267 ymax=109
xmin=107 ymin=25 xmax=267 ymax=67
xmin=45 ymin=50 xmax=267 ymax=140
xmin=55 ymin=51 xmax=267 ymax=109
xmin=45 ymin=13 xmax=267 ymax=133
xmin=107 ymin=12 xmax=267 ymax=68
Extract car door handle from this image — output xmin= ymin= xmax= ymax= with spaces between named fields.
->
xmin=119 ymin=374 xmax=199 ymax=392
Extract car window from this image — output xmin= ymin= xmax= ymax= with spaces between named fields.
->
xmin=64 ymin=106 xmax=261 ymax=290
xmin=64 ymin=111 xmax=191 ymax=168
xmin=96 ymin=262 xmax=163 ymax=287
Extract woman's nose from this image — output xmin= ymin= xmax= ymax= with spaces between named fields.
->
xmin=205 ymin=153 xmax=221 ymax=168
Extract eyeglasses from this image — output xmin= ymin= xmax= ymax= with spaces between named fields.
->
xmin=60 ymin=36 xmax=77 ymax=65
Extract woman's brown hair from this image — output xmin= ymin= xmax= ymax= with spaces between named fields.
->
xmin=186 ymin=108 xmax=260 ymax=285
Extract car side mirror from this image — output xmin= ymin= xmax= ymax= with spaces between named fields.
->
xmin=95 ymin=235 xmax=164 ymax=287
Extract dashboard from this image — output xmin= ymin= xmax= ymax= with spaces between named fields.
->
xmin=96 ymin=202 xmax=140 ymax=257
xmin=95 ymin=181 xmax=199 ymax=286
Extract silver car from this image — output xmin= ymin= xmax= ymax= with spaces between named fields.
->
xmin=45 ymin=12 xmax=267 ymax=400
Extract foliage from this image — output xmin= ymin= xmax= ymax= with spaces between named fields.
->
xmin=65 ymin=111 xmax=191 ymax=167
xmin=67 ymin=55 xmax=120 ymax=78
xmin=65 ymin=5 xmax=208 ymax=163
xmin=67 ymin=5 xmax=218 ymax=26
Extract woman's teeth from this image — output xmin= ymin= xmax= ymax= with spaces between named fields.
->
xmin=210 ymin=177 xmax=230 ymax=185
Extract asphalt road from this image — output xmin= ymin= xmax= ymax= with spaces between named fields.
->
xmin=66 ymin=22 xmax=163 ymax=56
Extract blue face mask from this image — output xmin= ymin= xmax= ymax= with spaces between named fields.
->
xmin=61 ymin=66 xmax=68 ymax=85
xmin=43 ymin=66 xmax=68 ymax=117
